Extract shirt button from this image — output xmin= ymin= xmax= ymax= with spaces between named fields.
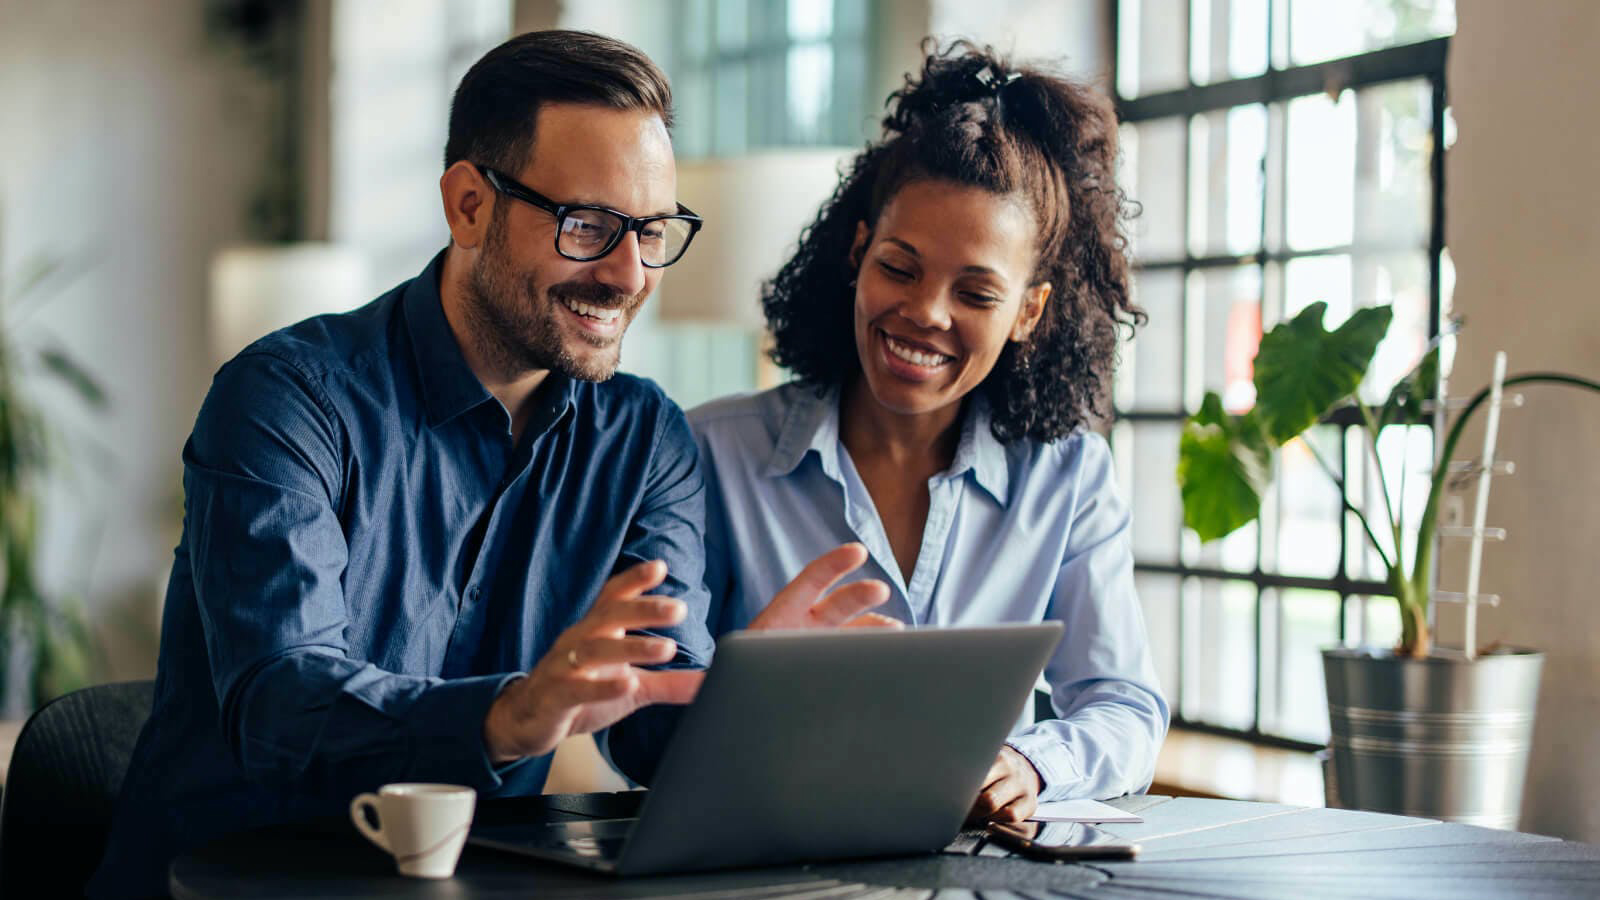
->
xmin=466 ymin=585 xmax=480 ymax=603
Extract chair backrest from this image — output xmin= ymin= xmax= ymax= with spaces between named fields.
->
xmin=0 ymin=680 xmax=155 ymax=898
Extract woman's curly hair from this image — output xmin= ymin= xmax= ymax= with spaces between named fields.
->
xmin=762 ymin=40 xmax=1144 ymax=443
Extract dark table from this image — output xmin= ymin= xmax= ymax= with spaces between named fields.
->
xmin=171 ymin=791 xmax=1600 ymax=899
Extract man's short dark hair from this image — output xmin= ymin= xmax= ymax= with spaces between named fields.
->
xmin=445 ymin=30 xmax=674 ymax=173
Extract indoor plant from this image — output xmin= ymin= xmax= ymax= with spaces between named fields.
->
xmin=0 ymin=252 xmax=106 ymax=715
xmin=1177 ymin=301 xmax=1600 ymax=825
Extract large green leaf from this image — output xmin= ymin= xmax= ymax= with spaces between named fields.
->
xmin=1253 ymin=302 xmax=1393 ymax=444
xmin=1379 ymin=342 xmax=1439 ymax=429
xmin=1178 ymin=392 xmax=1274 ymax=542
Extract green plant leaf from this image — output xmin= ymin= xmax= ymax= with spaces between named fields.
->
xmin=1178 ymin=392 xmax=1274 ymax=542
xmin=1253 ymin=302 xmax=1394 ymax=444
xmin=36 ymin=345 xmax=108 ymax=409
xmin=1379 ymin=343 xmax=1439 ymax=429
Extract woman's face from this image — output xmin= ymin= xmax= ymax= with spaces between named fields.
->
xmin=849 ymin=179 xmax=1051 ymax=420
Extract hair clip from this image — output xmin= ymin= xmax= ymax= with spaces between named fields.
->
xmin=973 ymin=66 xmax=1022 ymax=94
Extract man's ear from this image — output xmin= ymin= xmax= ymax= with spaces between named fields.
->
xmin=441 ymin=161 xmax=492 ymax=250
xmin=1012 ymin=282 xmax=1052 ymax=342
xmin=848 ymin=221 xmax=870 ymax=272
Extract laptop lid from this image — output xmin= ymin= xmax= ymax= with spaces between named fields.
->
xmin=614 ymin=622 xmax=1064 ymax=875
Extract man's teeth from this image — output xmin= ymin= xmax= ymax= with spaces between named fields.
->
xmin=885 ymin=334 xmax=953 ymax=367
xmin=564 ymin=298 xmax=622 ymax=322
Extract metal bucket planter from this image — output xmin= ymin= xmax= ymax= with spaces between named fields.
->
xmin=1322 ymin=647 xmax=1543 ymax=829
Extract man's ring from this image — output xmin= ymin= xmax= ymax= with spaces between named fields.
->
xmin=567 ymin=648 xmax=581 ymax=669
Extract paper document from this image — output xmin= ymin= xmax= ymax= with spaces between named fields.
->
xmin=1028 ymin=798 xmax=1144 ymax=824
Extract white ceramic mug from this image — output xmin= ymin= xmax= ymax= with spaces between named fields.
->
xmin=349 ymin=783 xmax=477 ymax=879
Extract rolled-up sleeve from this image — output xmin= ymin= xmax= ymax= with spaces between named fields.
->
xmin=186 ymin=351 xmax=521 ymax=796
xmin=1005 ymin=435 xmax=1171 ymax=801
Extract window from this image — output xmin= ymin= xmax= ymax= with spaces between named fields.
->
xmin=1112 ymin=0 xmax=1455 ymax=749
xmin=671 ymin=0 xmax=873 ymax=157
xmin=329 ymin=0 xmax=513 ymax=289
xmin=624 ymin=0 xmax=874 ymax=409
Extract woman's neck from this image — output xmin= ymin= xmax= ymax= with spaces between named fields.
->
xmin=838 ymin=377 xmax=965 ymax=475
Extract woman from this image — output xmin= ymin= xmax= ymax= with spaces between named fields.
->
xmin=690 ymin=43 xmax=1169 ymax=824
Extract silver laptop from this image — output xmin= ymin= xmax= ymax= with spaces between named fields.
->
xmin=469 ymin=622 xmax=1064 ymax=875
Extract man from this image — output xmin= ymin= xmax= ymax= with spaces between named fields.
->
xmin=90 ymin=30 xmax=888 ymax=899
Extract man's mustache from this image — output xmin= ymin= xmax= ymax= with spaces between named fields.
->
xmin=548 ymin=281 xmax=634 ymax=311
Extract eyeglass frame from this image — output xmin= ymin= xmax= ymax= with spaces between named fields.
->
xmin=476 ymin=164 xmax=704 ymax=268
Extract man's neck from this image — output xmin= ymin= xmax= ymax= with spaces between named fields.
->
xmin=439 ymin=248 xmax=549 ymax=443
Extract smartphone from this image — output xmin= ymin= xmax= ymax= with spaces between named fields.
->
xmin=984 ymin=820 xmax=1140 ymax=862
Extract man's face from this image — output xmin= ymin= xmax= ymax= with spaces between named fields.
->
xmin=464 ymin=103 xmax=676 ymax=382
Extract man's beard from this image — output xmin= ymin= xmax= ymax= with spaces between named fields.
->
xmin=462 ymin=210 xmax=641 ymax=382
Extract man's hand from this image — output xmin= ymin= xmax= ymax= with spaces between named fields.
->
xmin=967 ymin=746 xmax=1044 ymax=825
xmin=747 ymin=543 xmax=898 ymax=631
xmin=483 ymin=559 xmax=703 ymax=763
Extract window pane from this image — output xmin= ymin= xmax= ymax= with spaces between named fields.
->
xmin=1190 ymin=0 xmax=1269 ymax=85
xmin=715 ymin=0 xmax=750 ymax=49
xmin=1136 ymin=573 xmax=1182 ymax=704
xmin=1122 ymin=269 xmax=1184 ymax=411
xmin=1288 ymin=0 xmax=1455 ymax=67
xmin=1358 ymin=251 xmax=1430 ymax=403
xmin=1181 ymin=578 xmax=1256 ymax=730
xmin=787 ymin=0 xmax=833 ymax=40
xmin=1188 ymin=104 xmax=1267 ymax=258
xmin=1118 ymin=0 xmax=1190 ymax=99
xmin=1283 ymin=253 xmax=1352 ymax=325
xmin=1344 ymin=425 xmax=1396 ymax=576
xmin=785 ymin=43 xmax=832 ymax=143
xmin=1286 ymin=91 xmax=1355 ymax=250
xmin=1125 ymin=118 xmax=1187 ymax=261
xmin=1186 ymin=265 xmax=1261 ymax=415
xmin=1127 ymin=422 xmax=1184 ymax=565
xmin=1262 ymin=424 xmax=1342 ymax=578
xmin=674 ymin=70 xmax=713 ymax=159
xmin=1260 ymin=587 xmax=1337 ymax=743
xmin=1355 ymin=79 xmax=1432 ymax=249
xmin=712 ymin=63 xmax=749 ymax=154
xmin=1345 ymin=593 xmax=1402 ymax=650
xmin=680 ymin=0 xmax=712 ymax=60
xmin=1344 ymin=422 xmax=1435 ymax=584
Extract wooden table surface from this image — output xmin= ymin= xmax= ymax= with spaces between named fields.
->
xmin=170 ymin=791 xmax=1600 ymax=899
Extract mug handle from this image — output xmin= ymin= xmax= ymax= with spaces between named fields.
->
xmin=350 ymin=792 xmax=389 ymax=851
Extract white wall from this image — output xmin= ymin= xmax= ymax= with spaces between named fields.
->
xmin=0 ymin=0 xmax=276 ymax=682
xmin=1445 ymin=0 xmax=1600 ymax=842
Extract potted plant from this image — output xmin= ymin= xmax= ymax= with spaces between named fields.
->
xmin=1177 ymin=300 xmax=1600 ymax=827
xmin=1 ymin=251 xmax=106 ymax=716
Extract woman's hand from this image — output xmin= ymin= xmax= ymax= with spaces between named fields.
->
xmin=747 ymin=543 xmax=899 ymax=631
xmin=967 ymin=745 xmax=1044 ymax=824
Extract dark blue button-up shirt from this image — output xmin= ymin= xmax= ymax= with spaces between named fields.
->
xmin=90 ymin=252 xmax=714 ymax=899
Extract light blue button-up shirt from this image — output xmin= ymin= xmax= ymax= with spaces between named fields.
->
xmin=689 ymin=383 xmax=1169 ymax=801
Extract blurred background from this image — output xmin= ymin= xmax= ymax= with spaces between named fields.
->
xmin=2 ymin=0 xmax=1597 ymax=842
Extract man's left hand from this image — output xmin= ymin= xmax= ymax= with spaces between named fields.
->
xmin=967 ymin=745 xmax=1044 ymax=825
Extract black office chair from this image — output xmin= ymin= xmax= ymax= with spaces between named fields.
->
xmin=0 ymin=679 xmax=155 ymax=898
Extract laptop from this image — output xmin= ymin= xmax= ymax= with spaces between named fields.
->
xmin=469 ymin=622 xmax=1064 ymax=875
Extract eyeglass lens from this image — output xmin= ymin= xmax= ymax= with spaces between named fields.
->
xmin=557 ymin=210 xmax=695 ymax=266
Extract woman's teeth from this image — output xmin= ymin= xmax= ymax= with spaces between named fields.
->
xmin=564 ymin=298 xmax=622 ymax=322
xmin=885 ymin=333 xmax=953 ymax=367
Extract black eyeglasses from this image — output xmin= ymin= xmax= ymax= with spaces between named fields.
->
xmin=477 ymin=165 xmax=703 ymax=268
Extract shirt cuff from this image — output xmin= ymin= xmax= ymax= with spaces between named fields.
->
xmin=1005 ymin=729 xmax=1084 ymax=802
xmin=404 ymin=672 xmax=531 ymax=792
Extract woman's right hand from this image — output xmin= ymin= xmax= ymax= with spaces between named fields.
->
xmin=747 ymin=543 xmax=900 ymax=631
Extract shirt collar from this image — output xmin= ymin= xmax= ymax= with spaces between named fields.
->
xmin=403 ymin=250 xmax=496 ymax=428
xmin=765 ymin=383 xmax=1012 ymax=506
xmin=765 ymin=384 xmax=842 ymax=480
xmin=950 ymin=394 xmax=1011 ymax=506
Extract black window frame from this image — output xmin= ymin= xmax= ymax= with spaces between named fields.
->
xmin=1110 ymin=2 xmax=1451 ymax=753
